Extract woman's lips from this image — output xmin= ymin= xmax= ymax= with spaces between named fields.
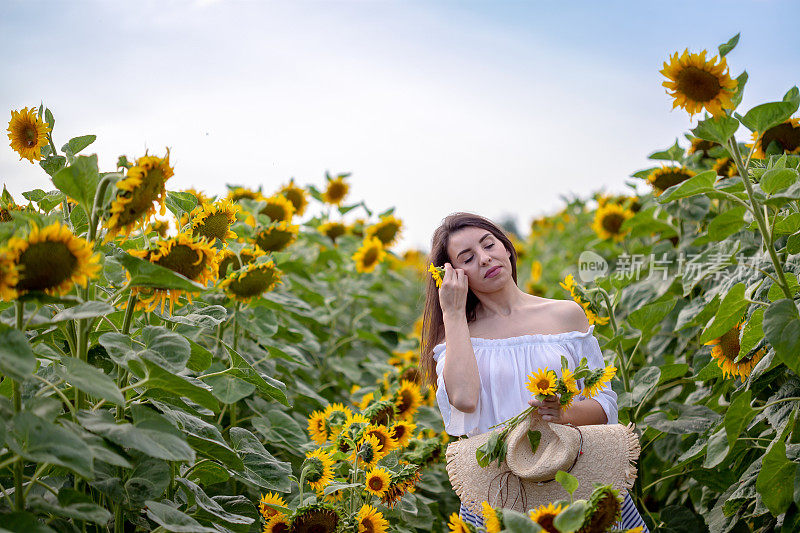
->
xmin=485 ymin=265 xmax=501 ymax=278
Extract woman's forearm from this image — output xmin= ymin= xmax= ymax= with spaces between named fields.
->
xmin=441 ymin=312 xmax=481 ymax=413
xmin=563 ymin=398 xmax=608 ymax=426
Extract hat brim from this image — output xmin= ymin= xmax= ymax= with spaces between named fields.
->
xmin=445 ymin=422 xmax=641 ymax=515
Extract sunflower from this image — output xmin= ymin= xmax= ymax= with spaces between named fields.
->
xmin=307 ymin=410 xmax=330 ymax=445
xmin=258 ymin=492 xmax=288 ymax=522
xmin=322 ymin=175 xmax=349 ymax=205
xmin=712 ymin=156 xmax=739 ymax=178
xmin=351 ymin=434 xmax=384 ymax=468
xmin=318 ymin=221 xmax=348 ymax=243
xmin=279 ymin=179 xmax=309 ymax=216
xmin=481 ymin=501 xmax=502 ymax=533
xmin=660 ymin=49 xmax=738 ymax=118
xmin=560 ymin=367 xmax=579 ymax=395
xmin=323 ymin=403 xmax=353 ymax=440
xmin=336 ymin=411 xmax=371 ymax=453
xmin=646 ymin=166 xmax=696 ymax=196
xmin=583 ymin=366 xmax=616 ymax=399
xmin=592 ymin=203 xmax=634 ymax=242
xmin=687 ymin=137 xmax=720 ymax=158
xmin=401 ymin=366 xmax=422 ymax=385
xmin=350 ymin=218 xmax=366 ymax=238
xmin=402 ymin=249 xmax=426 ymax=271
xmin=217 ymin=246 xmax=264 ymax=278
xmin=751 ymin=117 xmax=800 ymax=159
xmin=264 ymin=515 xmax=291 ymax=533
xmin=147 ymin=218 xmax=171 ymax=237
xmin=260 ymin=194 xmax=296 ymax=223
xmin=0 ymin=253 xmax=20 ymax=301
xmin=361 ymin=398 xmax=397 ymax=426
xmin=530 ymin=260 xmax=542 ymax=283
xmin=182 ymin=188 xmax=212 ymax=205
xmin=364 ymin=467 xmax=391 ymax=497
xmin=5 ymin=222 xmax=101 ymax=296
xmin=127 ymin=232 xmax=219 ymax=314
xmin=254 ymin=221 xmax=299 ymax=252
xmin=290 ymin=505 xmax=340 ymax=533
xmin=389 ymin=420 xmax=416 ymax=448
xmin=186 ymin=200 xmax=240 ymax=243
xmin=104 ymin=150 xmax=174 ymax=241
xmin=447 ymin=512 xmax=472 ymax=533
xmin=219 ymin=258 xmax=282 ymax=303
xmin=352 ymin=237 xmax=386 ymax=274
xmin=388 ymin=349 xmax=417 ymax=367
xmin=362 ymin=424 xmax=397 ymax=455
xmin=302 ymin=448 xmax=335 ymax=493
xmin=428 ymin=263 xmax=444 ymax=288
xmin=528 ymin=502 xmax=564 ymax=533
xmin=7 ymin=107 xmax=51 ymax=163
xmin=704 ymin=320 xmax=766 ymax=380
xmin=581 ymin=485 xmax=622 ymax=533
xmin=226 ymin=187 xmax=264 ymax=203
xmin=356 ymin=504 xmax=389 ymax=533
xmin=394 ymin=380 xmax=423 ymax=420
xmin=527 ymin=368 xmax=557 ymax=397
xmin=365 ymin=215 xmax=403 ymax=247
xmin=0 ymin=201 xmax=25 ymax=223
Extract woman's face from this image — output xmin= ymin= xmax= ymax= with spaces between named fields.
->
xmin=446 ymin=226 xmax=512 ymax=291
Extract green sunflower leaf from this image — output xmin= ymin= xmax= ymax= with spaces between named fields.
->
xmin=552 ymin=500 xmax=588 ymax=533
xmin=112 ymin=249 xmax=206 ymax=291
xmin=51 ymin=154 xmax=100 ymax=212
xmin=763 ymin=299 xmax=800 ymax=376
xmin=738 ymin=100 xmax=799 ymax=134
xmin=718 ymin=33 xmax=740 ymax=57
xmin=0 ymin=324 xmax=38 ymax=381
xmin=699 ymin=283 xmax=748 ymax=344
xmin=657 ymin=169 xmax=716 ymax=203
xmin=691 ymin=115 xmax=739 ymax=146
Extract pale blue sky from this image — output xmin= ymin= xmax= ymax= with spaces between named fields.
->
xmin=2 ymin=0 xmax=798 ymax=251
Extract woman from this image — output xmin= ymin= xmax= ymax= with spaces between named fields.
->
xmin=420 ymin=212 xmax=650 ymax=531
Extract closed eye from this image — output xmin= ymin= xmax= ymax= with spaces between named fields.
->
xmin=463 ymin=243 xmax=494 ymax=263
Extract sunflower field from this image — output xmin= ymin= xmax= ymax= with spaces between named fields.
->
xmin=1 ymin=32 xmax=800 ymax=533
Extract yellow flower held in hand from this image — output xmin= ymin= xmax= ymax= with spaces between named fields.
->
xmin=526 ymin=368 xmax=557 ymax=397
xmin=428 ymin=263 xmax=444 ymax=287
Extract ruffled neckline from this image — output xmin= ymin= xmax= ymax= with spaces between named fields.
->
xmin=433 ymin=324 xmax=595 ymax=351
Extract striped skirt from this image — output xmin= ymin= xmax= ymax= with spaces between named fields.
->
xmin=458 ymin=491 xmax=649 ymax=531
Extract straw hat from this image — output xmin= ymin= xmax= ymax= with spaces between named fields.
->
xmin=445 ymin=412 xmax=641 ymax=515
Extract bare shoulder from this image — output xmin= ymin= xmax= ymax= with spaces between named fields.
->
xmin=553 ymin=299 xmax=591 ymax=333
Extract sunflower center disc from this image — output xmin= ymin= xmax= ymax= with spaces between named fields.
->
xmin=156 ymin=244 xmax=205 ymax=280
xmin=718 ymin=328 xmax=740 ymax=361
xmin=654 ymin=171 xmax=691 ymax=191
xmin=676 ymin=66 xmax=722 ymax=102
xmin=23 ymin=124 xmax=38 ymax=147
xmin=762 ymin=122 xmax=800 ymax=154
xmin=602 ymin=213 xmax=625 ymax=234
xmin=18 ymin=241 xmax=77 ymax=291
xmin=196 ymin=212 xmax=230 ymax=241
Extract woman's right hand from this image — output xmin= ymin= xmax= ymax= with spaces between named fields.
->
xmin=438 ymin=262 xmax=468 ymax=316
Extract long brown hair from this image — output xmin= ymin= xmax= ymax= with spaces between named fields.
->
xmin=419 ymin=212 xmax=518 ymax=388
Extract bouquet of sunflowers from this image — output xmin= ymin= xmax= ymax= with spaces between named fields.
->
xmin=476 ymin=359 xmax=616 ymax=468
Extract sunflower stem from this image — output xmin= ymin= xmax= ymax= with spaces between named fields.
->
xmin=88 ymin=174 xmax=115 ymax=244
xmin=754 ymin=396 xmax=800 ymax=412
xmin=10 ymin=302 xmax=27 ymax=511
xmin=728 ymin=138 xmax=793 ymax=300
xmin=597 ymin=288 xmax=631 ymax=394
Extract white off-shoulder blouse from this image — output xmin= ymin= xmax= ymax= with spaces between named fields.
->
xmin=433 ymin=324 xmax=618 ymax=437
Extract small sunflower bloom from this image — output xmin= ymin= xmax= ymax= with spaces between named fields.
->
xmin=394 ymin=380 xmax=423 ymax=420
xmin=318 ymin=221 xmax=348 ymax=243
xmin=127 ymin=232 xmax=219 ymax=314
xmin=592 ymin=203 xmax=634 ymax=243
xmin=660 ymin=48 xmax=738 ymax=118
xmin=254 ymin=221 xmax=299 ymax=252
xmin=104 ymin=149 xmax=174 ymax=241
xmin=279 ymin=178 xmax=309 ymax=216
xmin=526 ymin=368 xmax=557 ymax=397
xmin=260 ymin=193 xmax=295 ymax=223
xmin=428 ymin=263 xmax=444 ymax=288
xmin=365 ymin=215 xmax=403 ymax=248
xmin=528 ymin=502 xmax=565 ymax=530
xmin=322 ymin=175 xmax=349 ymax=206
xmin=447 ymin=512 xmax=472 ymax=533
xmin=258 ymin=492 xmax=287 ymax=522
xmin=5 ymin=222 xmax=101 ymax=296
xmin=750 ymin=117 xmax=800 ymax=159
xmin=356 ymin=504 xmax=389 ymax=533
xmin=704 ymin=320 xmax=766 ymax=380
xmin=364 ymin=467 xmax=391 ymax=497
xmin=389 ymin=419 xmax=416 ymax=448
xmin=302 ymin=448 xmax=335 ymax=494
xmin=353 ymin=236 xmax=386 ymax=273
xmin=646 ymin=166 xmax=696 ymax=197
xmin=186 ymin=199 xmax=240 ymax=244
xmin=481 ymin=501 xmax=502 ymax=533
xmin=219 ymin=258 xmax=282 ymax=303
xmin=7 ymin=107 xmax=50 ymax=163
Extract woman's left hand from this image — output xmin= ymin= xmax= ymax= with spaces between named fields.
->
xmin=529 ymin=395 xmax=565 ymax=423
